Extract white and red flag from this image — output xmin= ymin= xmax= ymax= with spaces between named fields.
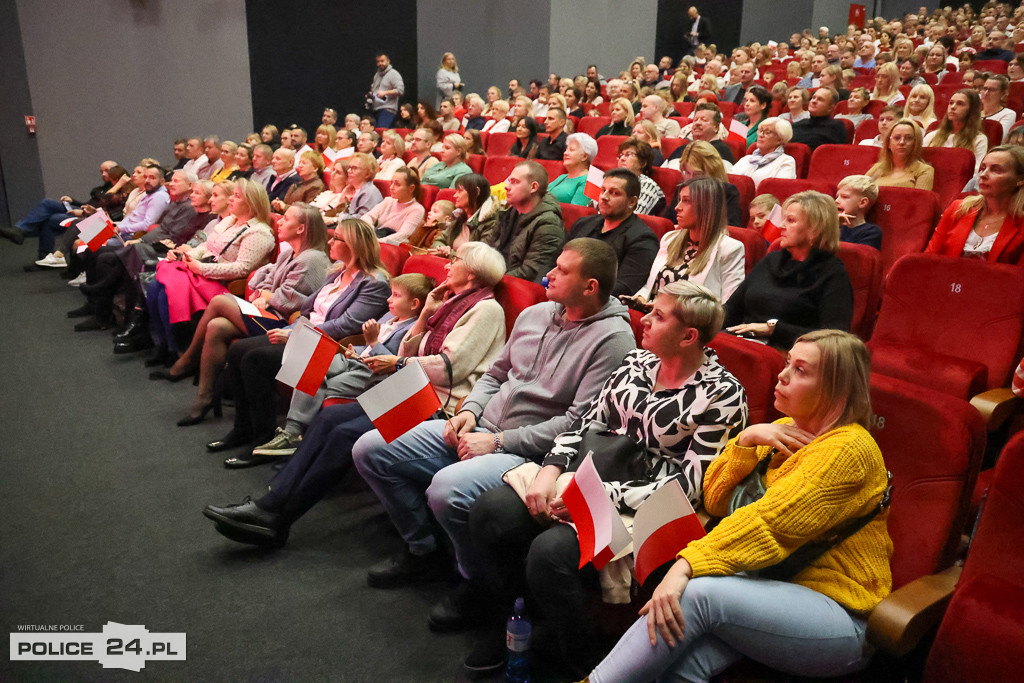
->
xmin=357 ymin=360 xmax=442 ymax=443
xmin=583 ymin=165 xmax=606 ymax=203
xmin=762 ymin=202 xmax=784 ymax=242
xmin=275 ymin=319 xmax=337 ymax=395
xmin=632 ymin=479 xmax=707 ymax=584
xmin=77 ymin=210 xmax=116 ymax=251
xmin=562 ymin=453 xmax=631 ymax=570
xmin=727 ymin=118 xmax=749 ymax=147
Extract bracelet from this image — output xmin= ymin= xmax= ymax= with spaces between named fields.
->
xmin=493 ymin=433 xmax=504 ymax=453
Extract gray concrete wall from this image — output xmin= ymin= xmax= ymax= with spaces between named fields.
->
xmin=16 ymin=0 xmax=253 ymax=199
xmin=417 ymin=0 xmax=551 ymax=103
xmin=549 ymin=0 xmax=659 ymax=80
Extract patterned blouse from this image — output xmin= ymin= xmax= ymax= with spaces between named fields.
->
xmin=652 ymin=243 xmax=698 ymax=297
xmin=543 ymin=348 xmax=747 ymax=512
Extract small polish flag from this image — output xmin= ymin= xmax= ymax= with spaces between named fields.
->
xmin=767 ymin=40 xmax=778 ymax=48
xmin=583 ymin=165 xmax=605 ymax=202
xmin=727 ymin=118 xmax=748 ymax=146
xmin=562 ymin=453 xmax=632 ymax=570
xmin=77 ymin=210 xmax=116 ymax=251
xmin=322 ymin=148 xmax=342 ymax=167
xmin=762 ymin=202 xmax=784 ymax=242
xmin=232 ymin=295 xmax=276 ymax=320
xmin=275 ymin=319 xmax=338 ymax=395
xmin=632 ymin=479 xmax=706 ymax=585
xmin=358 ymin=360 xmax=442 ymax=443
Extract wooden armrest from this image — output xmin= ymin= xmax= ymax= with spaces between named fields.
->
xmin=336 ymin=334 xmax=365 ymax=349
xmin=227 ymin=279 xmax=247 ymax=297
xmin=288 ymin=311 xmax=302 ymax=324
xmin=970 ymin=388 xmax=1021 ymax=432
xmin=867 ymin=565 xmax=961 ymax=656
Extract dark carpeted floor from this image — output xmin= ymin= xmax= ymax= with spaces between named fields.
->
xmin=0 ymin=241 xmax=502 ymax=682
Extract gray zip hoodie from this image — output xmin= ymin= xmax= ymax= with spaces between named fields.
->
xmin=460 ymin=297 xmax=636 ymax=459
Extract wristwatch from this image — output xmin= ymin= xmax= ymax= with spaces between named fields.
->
xmin=766 ymin=319 xmax=778 ymax=335
xmin=493 ymin=433 xmax=505 ymax=453
xmin=396 ymin=357 xmax=407 ymax=370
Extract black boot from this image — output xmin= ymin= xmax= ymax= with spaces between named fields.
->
xmin=113 ymin=308 xmax=148 ymax=343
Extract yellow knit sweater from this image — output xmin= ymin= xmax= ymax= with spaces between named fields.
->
xmin=678 ymin=420 xmax=894 ymax=614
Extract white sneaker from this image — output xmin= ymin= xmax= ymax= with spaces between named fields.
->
xmin=35 ymin=253 xmax=67 ymax=268
xmin=68 ymin=273 xmax=87 ymax=287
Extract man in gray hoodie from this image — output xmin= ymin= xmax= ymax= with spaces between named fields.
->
xmin=352 ymin=238 xmax=636 ymax=599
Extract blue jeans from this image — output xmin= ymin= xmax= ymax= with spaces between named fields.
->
xmin=427 ymin=451 xmax=528 ymax=579
xmin=590 ymin=575 xmax=871 ymax=683
xmin=352 ymin=420 xmax=519 ymax=558
xmin=374 ymin=110 xmax=396 ymax=128
xmin=16 ymin=198 xmax=71 ymax=257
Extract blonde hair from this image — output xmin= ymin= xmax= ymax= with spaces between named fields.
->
xmin=348 ymin=152 xmax=379 ymax=178
xmin=439 ymin=51 xmax=458 ymax=72
xmin=391 ymin=273 xmax=435 ymax=304
xmin=871 ymin=62 xmax=902 ymax=100
xmin=330 ymin=218 xmax=388 ymax=278
xmin=749 ymin=193 xmax=779 ymax=215
xmin=316 ymin=124 xmax=337 ymax=150
xmin=634 ymin=119 xmax=661 ymax=145
xmin=867 ymin=119 xmax=927 ymax=180
xmin=443 ymin=133 xmax=470 ymax=160
xmin=903 ymin=84 xmax=936 ymax=127
xmin=234 ymin=178 xmax=271 ymax=226
xmin=677 ymin=140 xmax=728 ymax=182
xmin=782 ymin=190 xmax=840 ymax=253
xmin=381 ymin=130 xmax=406 ymax=157
xmin=667 ymin=177 xmax=729 ymax=281
xmin=837 ymin=174 xmax=879 ymax=205
xmin=610 ymin=97 xmax=636 ymax=127
xmin=299 ymin=149 xmax=325 ymax=178
xmin=793 ymin=329 xmax=873 ymax=431
xmin=659 ymin=279 xmax=725 ymax=345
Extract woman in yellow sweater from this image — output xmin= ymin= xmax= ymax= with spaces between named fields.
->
xmin=585 ymin=329 xmax=893 ymax=683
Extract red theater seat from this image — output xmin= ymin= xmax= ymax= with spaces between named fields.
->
xmin=756 ymin=177 xmax=836 ymax=206
xmin=868 ymin=253 xmax=1024 ymax=400
xmin=485 ymin=132 xmax=516 ymax=156
xmin=650 ymin=167 xmax=682 ymax=201
xmin=482 ymin=155 xmax=519 ymax=185
xmin=594 ymin=135 xmax=628 ymax=170
xmin=534 ymin=159 xmax=567 ymax=183
xmin=707 ymin=332 xmax=785 ymax=424
xmin=493 ymin=275 xmax=548 ymax=340
xmin=923 ymin=432 xmax=1024 ymax=682
xmin=577 ymin=116 xmax=610 ymax=138
xmin=726 ymin=226 xmax=766 ymax=275
xmin=921 ymin=147 xmax=975 ymax=210
xmin=835 ymin=242 xmax=883 ymax=340
xmin=558 ymin=202 xmax=597 ymax=232
xmin=466 ymin=153 xmax=485 ymax=175
xmin=636 ymin=214 xmax=674 ymax=240
xmin=727 ymin=174 xmax=755 ymax=226
xmin=379 ymin=243 xmax=410 ymax=277
xmin=807 ymin=144 xmax=879 ymax=186
xmin=866 ymin=186 xmax=940 ymax=275
xmin=401 ymin=253 xmax=448 ymax=284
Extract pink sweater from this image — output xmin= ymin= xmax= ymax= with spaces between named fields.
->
xmin=365 ymin=197 xmax=427 ymax=245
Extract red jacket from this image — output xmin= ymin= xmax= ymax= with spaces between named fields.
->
xmin=926 ymin=199 xmax=1024 ymax=265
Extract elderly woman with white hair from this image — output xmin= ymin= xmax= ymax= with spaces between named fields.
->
xmin=547 ymin=133 xmax=598 ymax=206
xmin=482 ymin=100 xmax=511 ymax=133
xmin=729 ymin=116 xmax=798 ymax=190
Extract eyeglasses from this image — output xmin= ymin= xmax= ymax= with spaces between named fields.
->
xmin=447 ymin=252 xmax=463 ymax=263
xmin=617 ymin=151 xmax=638 ymax=159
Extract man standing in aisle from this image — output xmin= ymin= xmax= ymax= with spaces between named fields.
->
xmin=369 ymin=53 xmax=404 ymax=128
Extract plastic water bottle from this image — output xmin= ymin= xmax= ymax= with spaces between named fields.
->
xmin=505 ymin=597 xmax=531 ymax=683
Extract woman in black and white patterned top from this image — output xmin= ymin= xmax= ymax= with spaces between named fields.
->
xmin=465 ymin=279 xmax=747 ymax=679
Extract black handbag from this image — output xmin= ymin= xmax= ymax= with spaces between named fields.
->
xmin=727 ymin=449 xmax=892 ymax=581
xmin=565 ymin=423 xmax=650 ymax=482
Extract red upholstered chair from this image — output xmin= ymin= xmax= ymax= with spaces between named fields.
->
xmin=807 ymin=144 xmax=879 ymax=186
xmin=854 ymin=118 xmax=880 ymax=144
xmin=864 ymin=99 xmax=887 ymax=119
xmin=783 ymin=142 xmax=813 ymax=178
xmin=635 ymin=213 xmax=674 ymax=240
xmin=493 ymin=275 xmax=548 ymax=340
xmin=482 ymin=155 xmax=519 ymax=185
xmin=868 ymin=253 xmax=1024 ymax=400
xmin=379 ymin=243 xmax=411 ymax=277
xmin=982 ymin=118 xmax=1005 ymax=150
xmin=577 ymin=116 xmax=610 ymax=137
xmin=920 ymin=147 xmax=975 ymax=210
xmin=707 ymin=332 xmax=785 ymax=424
xmin=628 ymin=308 xmax=644 ymax=346
xmin=401 ymin=253 xmax=448 ymax=284
xmin=436 ymin=188 xmax=456 ymax=204
xmin=718 ymin=101 xmax=737 ymax=122
xmin=835 ymin=242 xmax=883 ymax=340
xmin=660 ymin=137 xmax=687 ymax=157
xmin=558 ymin=202 xmax=597 ymax=232
xmin=922 ymin=432 xmax=1024 ymax=682
xmin=672 ymin=102 xmax=695 ymax=117
xmin=723 ymin=135 xmax=747 ymax=163
xmin=726 ymin=226 xmax=767 ymax=275
xmin=727 ymin=174 xmax=755 ymax=226
xmin=418 ymin=184 xmax=438 ymax=212
xmin=594 ymin=135 xmax=628 ymax=170
xmin=837 ymin=117 xmax=856 ymax=143
xmin=373 ymin=178 xmax=391 ymax=198
xmin=866 ymin=186 xmax=940 ymax=276
xmin=466 ymin=153 xmax=485 ymax=175
xmin=650 ymin=167 xmax=682 ymax=201
xmin=595 ymin=102 xmax=611 ymax=116
xmin=974 ymin=59 xmax=1008 ymax=74
xmin=756 ymin=177 xmax=837 ymax=205
xmin=485 ymin=132 xmax=516 ymax=156
xmin=534 ymin=159 xmax=567 ymax=183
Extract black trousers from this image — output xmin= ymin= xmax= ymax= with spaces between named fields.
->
xmin=226 ymin=335 xmax=285 ymax=444
xmin=469 ymin=485 xmax=601 ymax=675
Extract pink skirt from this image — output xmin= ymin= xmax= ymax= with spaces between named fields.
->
xmin=155 ymin=260 xmax=229 ymax=323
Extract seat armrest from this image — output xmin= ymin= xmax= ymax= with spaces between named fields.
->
xmin=970 ymin=388 xmax=1021 ymax=431
xmin=867 ymin=565 xmax=962 ymax=656
xmin=227 ymin=279 xmax=247 ymax=297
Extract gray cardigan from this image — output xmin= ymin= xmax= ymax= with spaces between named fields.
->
xmin=299 ymin=269 xmax=391 ymax=340
xmin=247 ymin=247 xmax=331 ymax=318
